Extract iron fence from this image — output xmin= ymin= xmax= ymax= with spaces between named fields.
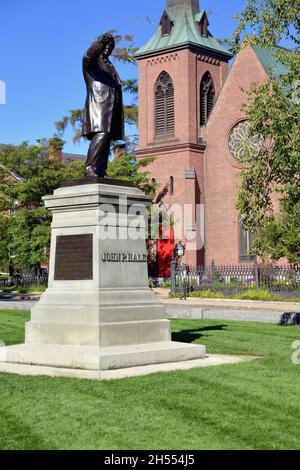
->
xmin=171 ymin=260 xmax=300 ymax=296
xmin=0 ymin=270 xmax=48 ymax=289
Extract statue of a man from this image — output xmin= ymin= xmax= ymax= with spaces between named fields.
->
xmin=82 ymin=33 xmax=124 ymax=177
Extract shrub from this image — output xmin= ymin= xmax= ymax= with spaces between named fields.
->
xmin=162 ymin=280 xmax=171 ymax=289
xmin=189 ymin=290 xmax=225 ymax=299
xmin=18 ymin=285 xmax=46 ymax=294
xmin=233 ymin=289 xmax=274 ymax=301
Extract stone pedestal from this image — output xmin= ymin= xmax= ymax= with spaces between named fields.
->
xmin=4 ymin=179 xmax=205 ymax=371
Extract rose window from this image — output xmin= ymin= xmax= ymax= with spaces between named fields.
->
xmin=228 ymin=120 xmax=260 ymax=161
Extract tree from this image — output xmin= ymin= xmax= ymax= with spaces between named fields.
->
xmin=0 ymin=214 xmax=9 ymax=268
xmin=0 ymin=142 xmax=84 ymax=271
xmin=230 ymin=0 xmax=300 ymax=53
xmin=231 ymin=0 xmax=300 ymax=262
xmin=55 ymin=32 xmax=138 ymax=144
xmin=0 ymin=143 xmax=157 ymax=271
xmin=107 ymin=154 xmax=157 ymax=195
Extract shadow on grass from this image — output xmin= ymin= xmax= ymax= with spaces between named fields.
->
xmin=172 ymin=324 xmax=227 ymax=344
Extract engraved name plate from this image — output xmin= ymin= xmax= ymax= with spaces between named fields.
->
xmin=101 ymin=253 xmax=147 ymax=263
xmin=54 ymin=234 xmax=93 ymax=280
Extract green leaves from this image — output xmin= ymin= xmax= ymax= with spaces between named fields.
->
xmin=230 ymin=0 xmax=300 ymax=53
xmin=0 ymin=143 xmax=84 ymax=270
xmin=106 ymin=154 xmax=156 ymax=196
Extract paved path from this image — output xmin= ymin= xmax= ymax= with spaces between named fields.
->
xmin=154 ymin=288 xmax=300 ymax=311
xmin=0 ymin=301 xmax=35 ymax=310
xmin=153 ymin=289 xmax=300 ymax=323
xmin=0 ymin=292 xmax=40 ymax=310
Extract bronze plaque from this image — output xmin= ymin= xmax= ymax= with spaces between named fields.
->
xmin=54 ymin=234 xmax=93 ymax=280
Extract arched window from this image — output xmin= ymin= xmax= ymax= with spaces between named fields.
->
xmin=155 ymin=71 xmax=175 ymax=138
xmin=200 ymin=72 xmax=215 ymax=126
xmin=169 ymin=176 xmax=174 ymax=195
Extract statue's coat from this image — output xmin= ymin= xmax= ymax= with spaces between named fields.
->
xmin=82 ymin=42 xmax=124 ymax=141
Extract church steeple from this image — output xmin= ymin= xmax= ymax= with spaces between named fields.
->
xmin=135 ymin=0 xmax=232 ymax=60
xmin=166 ymin=0 xmax=200 ymax=16
xmin=135 ymin=0 xmax=232 ymax=267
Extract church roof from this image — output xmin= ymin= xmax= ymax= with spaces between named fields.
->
xmin=252 ymin=45 xmax=287 ymax=78
xmin=135 ymin=0 xmax=233 ymax=59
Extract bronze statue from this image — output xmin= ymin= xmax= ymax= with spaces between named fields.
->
xmin=82 ymin=33 xmax=124 ymax=177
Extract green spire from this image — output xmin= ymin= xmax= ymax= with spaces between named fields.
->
xmin=166 ymin=0 xmax=200 ymax=16
xmin=135 ymin=0 xmax=232 ymax=59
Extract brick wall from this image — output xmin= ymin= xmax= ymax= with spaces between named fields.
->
xmin=204 ymin=47 xmax=268 ymax=265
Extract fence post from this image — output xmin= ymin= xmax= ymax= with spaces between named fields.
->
xmin=211 ymin=259 xmax=215 ymax=291
xmin=171 ymin=256 xmax=176 ymax=294
xmin=254 ymin=259 xmax=259 ymax=290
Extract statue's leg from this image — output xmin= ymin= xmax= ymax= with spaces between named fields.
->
xmin=96 ymin=134 xmax=111 ymax=177
xmin=85 ymin=132 xmax=110 ymax=177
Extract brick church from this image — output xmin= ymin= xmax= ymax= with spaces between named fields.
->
xmin=135 ymin=0 xmax=285 ymax=270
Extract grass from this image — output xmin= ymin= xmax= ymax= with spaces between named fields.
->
xmin=0 ymin=309 xmax=300 ymax=450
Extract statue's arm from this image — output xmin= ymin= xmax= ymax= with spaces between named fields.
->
xmin=83 ymin=39 xmax=104 ymax=68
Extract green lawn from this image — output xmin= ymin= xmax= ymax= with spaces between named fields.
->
xmin=0 ymin=310 xmax=300 ymax=450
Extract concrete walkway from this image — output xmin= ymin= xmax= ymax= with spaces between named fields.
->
xmin=154 ymin=288 xmax=300 ymax=311
xmin=0 ymin=301 xmax=35 ymax=310
xmin=0 ymin=292 xmax=40 ymax=310
xmin=154 ymin=289 xmax=300 ymax=323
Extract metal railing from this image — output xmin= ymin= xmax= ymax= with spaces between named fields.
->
xmin=171 ymin=260 xmax=300 ymax=296
xmin=0 ymin=270 xmax=48 ymax=289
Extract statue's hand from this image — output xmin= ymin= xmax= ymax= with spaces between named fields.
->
xmin=91 ymin=37 xmax=105 ymax=52
xmin=98 ymin=33 xmax=113 ymax=45
xmin=85 ymin=33 xmax=114 ymax=62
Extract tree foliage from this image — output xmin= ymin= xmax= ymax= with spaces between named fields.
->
xmin=0 ymin=142 xmax=83 ymax=271
xmin=0 ymin=143 xmax=156 ymax=271
xmin=107 ymin=154 xmax=157 ymax=196
xmin=232 ymin=0 xmax=300 ymax=262
xmin=230 ymin=0 xmax=300 ymax=53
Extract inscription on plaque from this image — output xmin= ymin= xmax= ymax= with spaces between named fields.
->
xmin=101 ymin=253 xmax=147 ymax=263
xmin=54 ymin=234 xmax=93 ymax=280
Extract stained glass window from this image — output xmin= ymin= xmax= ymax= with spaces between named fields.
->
xmin=228 ymin=120 xmax=260 ymax=161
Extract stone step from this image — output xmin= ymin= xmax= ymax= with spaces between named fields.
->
xmin=31 ymin=304 xmax=165 ymax=322
xmin=25 ymin=319 xmax=171 ymax=347
xmin=99 ymin=342 xmax=206 ymax=370
xmin=3 ymin=341 xmax=206 ymax=371
xmin=37 ymin=288 xmax=160 ymax=306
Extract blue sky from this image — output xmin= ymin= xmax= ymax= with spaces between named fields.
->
xmin=0 ymin=0 xmax=247 ymax=154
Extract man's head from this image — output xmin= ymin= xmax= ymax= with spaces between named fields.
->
xmin=98 ymin=33 xmax=115 ymax=57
